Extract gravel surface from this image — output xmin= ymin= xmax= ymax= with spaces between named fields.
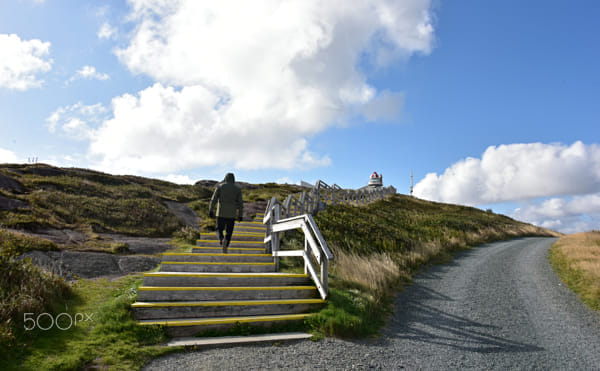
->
xmin=142 ymin=238 xmax=600 ymax=370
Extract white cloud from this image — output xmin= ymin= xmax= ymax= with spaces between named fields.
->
xmin=47 ymin=102 xmax=108 ymax=140
xmin=98 ymin=22 xmax=117 ymax=40
xmin=163 ymin=174 xmax=194 ymax=184
xmin=414 ymin=141 xmax=600 ymax=205
xmin=0 ymin=148 xmax=19 ymax=163
xmin=68 ymin=65 xmax=110 ymax=84
xmin=82 ymin=0 xmax=434 ymax=174
xmin=0 ymin=33 xmax=52 ymax=90
xmin=511 ymin=194 xmax=600 ymax=234
xmin=414 ymin=141 xmax=600 ymax=234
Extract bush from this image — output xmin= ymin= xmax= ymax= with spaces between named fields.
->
xmin=173 ymin=226 xmax=202 ymax=245
xmin=0 ymin=253 xmax=71 ymax=353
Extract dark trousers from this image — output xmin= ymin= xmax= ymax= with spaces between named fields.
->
xmin=216 ymin=217 xmax=235 ymax=252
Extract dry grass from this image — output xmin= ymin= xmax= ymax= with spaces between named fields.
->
xmin=550 ymin=231 xmax=600 ymax=311
xmin=332 ymin=250 xmax=401 ymax=299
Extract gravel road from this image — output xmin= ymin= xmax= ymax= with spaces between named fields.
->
xmin=142 ymin=238 xmax=600 ymax=370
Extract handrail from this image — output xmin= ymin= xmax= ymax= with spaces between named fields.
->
xmin=262 ymin=179 xmax=396 ymax=299
xmin=264 ymin=206 xmax=333 ymax=299
xmin=280 ymin=179 xmax=396 ymax=219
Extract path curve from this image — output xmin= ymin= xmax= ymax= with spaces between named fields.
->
xmin=143 ymin=238 xmax=600 ymax=370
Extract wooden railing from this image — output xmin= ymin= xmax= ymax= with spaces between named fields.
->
xmin=262 ymin=180 xmax=396 ymax=299
xmin=263 ymin=198 xmax=333 ymax=299
xmin=282 ymin=180 xmax=396 ymax=218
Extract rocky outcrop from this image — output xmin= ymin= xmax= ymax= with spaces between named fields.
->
xmin=0 ymin=195 xmax=28 ymax=211
xmin=21 ymin=250 xmax=160 ymax=280
xmin=164 ymin=200 xmax=199 ymax=228
xmin=0 ymin=174 xmax=26 ymax=193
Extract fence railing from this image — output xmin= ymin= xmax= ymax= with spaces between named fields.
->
xmin=262 ymin=180 xmax=396 ymax=299
xmin=282 ymin=180 xmax=396 ymax=218
xmin=263 ymin=198 xmax=333 ymax=299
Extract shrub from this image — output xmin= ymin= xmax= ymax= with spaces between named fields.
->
xmin=173 ymin=226 xmax=202 ymax=245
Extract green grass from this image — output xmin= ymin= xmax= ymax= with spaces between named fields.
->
xmin=1 ymin=275 xmax=175 ymax=370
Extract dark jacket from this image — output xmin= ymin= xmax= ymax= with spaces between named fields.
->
xmin=209 ymin=173 xmax=243 ymax=219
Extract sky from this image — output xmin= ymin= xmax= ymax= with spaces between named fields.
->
xmin=0 ymin=0 xmax=599 ymax=234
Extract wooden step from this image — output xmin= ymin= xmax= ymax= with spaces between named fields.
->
xmin=192 ymin=246 xmax=266 ymax=254
xmin=138 ymin=313 xmax=312 ymax=336
xmin=196 ymin=239 xmax=266 ymax=248
xmin=235 ymin=225 xmax=267 ymax=232
xmin=137 ymin=285 xmax=319 ymax=301
xmin=162 ymin=253 xmax=272 ymax=263
xmin=159 ymin=261 xmax=276 ymax=273
xmin=142 ymin=272 xmax=312 ymax=287
xmin=132 ymin=298 xmax=324 ymax=320
xmin=200 ymin=233 xmax=264 ymax=241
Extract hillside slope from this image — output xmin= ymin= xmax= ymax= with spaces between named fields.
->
xmin=0 ymin=164 xmax=561 ymax=366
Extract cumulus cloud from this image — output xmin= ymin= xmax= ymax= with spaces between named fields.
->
xmin=414 ymin=142 xmax=600 ymax=205
xmin=0 ymin=33 xmax=52 ymax=90
xmin=511 ymin=194 xmax=600 ymax=234
xmin=0 ymin=148 xmax=19 ymax=163
xmin=47 ymin=102 xmax=109 ymax=140
xmin=81 ymin=0 xmax=434 ymax=174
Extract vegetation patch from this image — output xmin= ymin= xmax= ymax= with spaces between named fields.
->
xmin=0 ymin=249 xmax=70 ymax=354
xmin=1 ymin=274 xmax=174 ymax=370
xmin=549 ymin=232 xmax=600 ymax=311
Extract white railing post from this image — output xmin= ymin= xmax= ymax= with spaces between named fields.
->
xmin=304 ymin=237 xmax=309 ymax=275
xmin=273 ymin=204 xmax=281 ymax=271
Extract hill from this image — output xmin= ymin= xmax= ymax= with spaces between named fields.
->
xmin=0 ymin=163 xmax=304 ymax=251
xmin=0 ymin=163 xmax=560 ymax=368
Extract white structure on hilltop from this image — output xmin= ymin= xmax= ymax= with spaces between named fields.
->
xmin=367 ymin=171 xmax=383 ymax=187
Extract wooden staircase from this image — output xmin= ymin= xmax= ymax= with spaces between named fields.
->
xmin=132 ymin=213 xmax=324 ymax=337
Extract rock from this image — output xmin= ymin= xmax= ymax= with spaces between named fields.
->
xmin=21 ymin=250 xmax=161 ymax=280
xmin=164 ymin=200 xmax=199 ymax=227
xmin=28 ymin=228 xmax=88 ymax=245
xmin=0 ymin=195 xmax=28 ymax=210
xmin=0 ymin=174 xmax=26 ymax=193
xmin=117 ymin=255 xmax=161 ymax=273
xmin=98 ymin=234 xmax=172 ymax=254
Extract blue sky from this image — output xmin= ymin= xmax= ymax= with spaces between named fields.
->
xmin=1 ymin=0 xmax=599 ymax=234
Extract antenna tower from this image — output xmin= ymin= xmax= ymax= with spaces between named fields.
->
xmin=410 ymin=171 xmax=414 ymax=196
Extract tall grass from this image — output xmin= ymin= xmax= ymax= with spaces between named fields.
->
xmin=0 ymin=230 xmax=70 ymax=354
xmin=549 ymin=231 xmax=600 ymax=311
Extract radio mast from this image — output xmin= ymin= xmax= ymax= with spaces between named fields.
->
xmin=410 ymin=171 xmax=414 ymax=196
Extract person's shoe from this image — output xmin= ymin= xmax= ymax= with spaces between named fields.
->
xmin=221 ymin=240 xmax=227 ymax=254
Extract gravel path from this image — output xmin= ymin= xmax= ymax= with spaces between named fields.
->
xmin=142 ymin=238 xmax=600 ymax=370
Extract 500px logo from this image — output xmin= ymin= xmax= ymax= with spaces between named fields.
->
xmin=24 ymin=312 xmax=94 ymax=331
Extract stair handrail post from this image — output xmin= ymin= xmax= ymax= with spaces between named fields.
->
xmin=270 ymin=213 xmax=333 ymax=299
xmin=273 ymin=203 xmax=281 ymax=270
xmin=284 ymin=194 xmax=293 ymax=218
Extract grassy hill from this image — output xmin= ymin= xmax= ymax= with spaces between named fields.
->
xmin=0 ymin=163 xmax=559 ymax=369
xmin=0 ymin=163 xmax=304 ymax=247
